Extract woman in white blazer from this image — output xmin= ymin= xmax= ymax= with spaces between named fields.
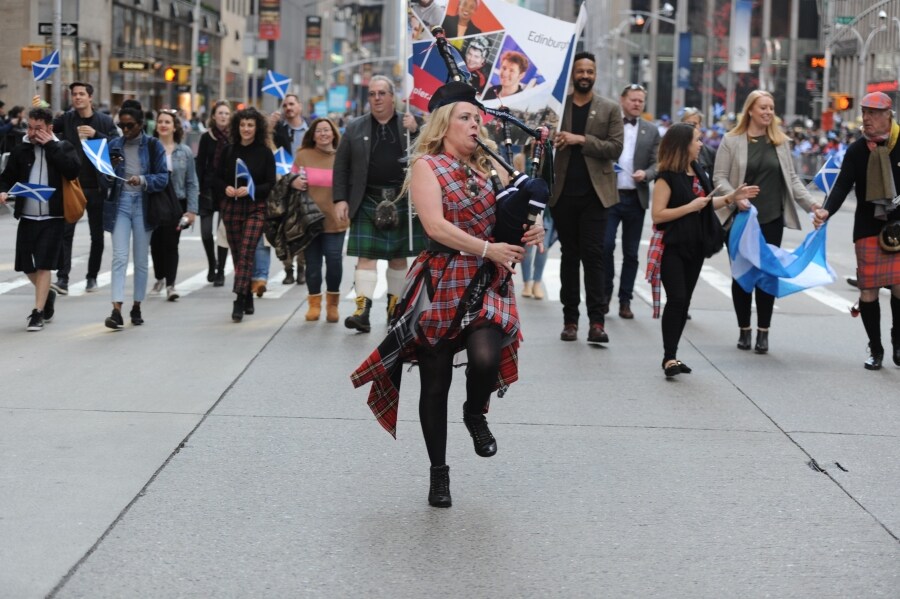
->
xmin=713 ymin=90 xmax=822 ymax=354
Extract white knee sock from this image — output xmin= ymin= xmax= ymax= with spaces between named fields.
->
xmin=386 ymin=267 xmax=406 ymax=298
xmin=354 ymin=269 xmax=377 ymax=299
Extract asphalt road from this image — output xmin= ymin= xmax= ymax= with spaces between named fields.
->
xmin=1 ymin=194 xmax=898 ymax=598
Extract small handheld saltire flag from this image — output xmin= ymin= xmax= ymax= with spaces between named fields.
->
xmin=262 ymin=70 xmax=291 ymax=100
xmin=81 ymin=139 xmax=119 ymax=178
xmin=273 ymin=147 xmax=292 ymax=176
xmin=32 ymin=50 xmax=60 ymax=82
xmin=8 ymin=182 xmax=55 ymax=202
xmin=729 ymin=205 xmax=836 ymax=298
xmin=235 ymin=158 xmax=255 ymax=200
xmin=813 ymin=153 xmax=842 ymax=195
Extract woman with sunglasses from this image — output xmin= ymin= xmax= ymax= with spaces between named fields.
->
xmin=103 ymin=100 xmax=169 ymax=329
xmin=150 ymin=109 xmax=198 ymax=301
xmin=211 ymin=107 xmax=276 ymax=322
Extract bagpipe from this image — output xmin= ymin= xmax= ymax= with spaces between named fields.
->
xmin=430 ymin=26 xmax=553 ymax=248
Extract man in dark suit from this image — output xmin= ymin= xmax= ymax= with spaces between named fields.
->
xmin=334 ymin=75 xmax=425 ymax=333
xmin=604 ymin=83 xmax=660 ymax=319
xmin=550 ymin=52 xmax=624 ymax=344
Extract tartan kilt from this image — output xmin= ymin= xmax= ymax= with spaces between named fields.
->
xmin=855 ymin=235 xmax=900 ymax=289
xmin=347 ymin=191 xmax=426 ymax=259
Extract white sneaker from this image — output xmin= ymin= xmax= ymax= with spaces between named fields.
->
xmin=166 ymin=286 xmax=179 ymax=302
xmin=151 ymin=279 xmax=165 ymax=294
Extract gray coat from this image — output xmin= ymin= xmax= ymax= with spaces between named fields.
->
xmin=712 ymin=133 xmax=816 ymax=230
xmin=332 ymin=112 xmax=418 ymax=220
xmin=621 ymin=118 xmax=660 ymax=210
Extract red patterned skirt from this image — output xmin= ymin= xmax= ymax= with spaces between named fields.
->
xmin=855 ymin=236 xmax=900 ymax=289
xmin=351 ymin=251 xmax=520 ymax=437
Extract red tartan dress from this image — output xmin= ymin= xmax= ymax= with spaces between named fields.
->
xmin=351 ymin=153 xmax=521 ymax=437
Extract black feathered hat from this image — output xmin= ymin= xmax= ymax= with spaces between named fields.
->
xmin=428 ymin=81 xmax=480 ymax=112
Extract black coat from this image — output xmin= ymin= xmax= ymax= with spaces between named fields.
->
xmin=0 ymin=138 xmax=81 ymax=219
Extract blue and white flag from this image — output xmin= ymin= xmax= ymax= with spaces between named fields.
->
xmin=81 ymin=139 xmax=121 ymax=179
xmin=8 ymin=182 xmax=55 ymax=202
xmin=614 ymin=163 xmax=628 ymax=174
xmin=729 ymin=205 xmax=836 ymax=298
xmin=262 ymin=70 xmax=291 ymax=100
xmin=273 ymin=147 xmax=292 ymax=176
xmin=813 ymin=153 xmax=843 ymax=195
xmin=32 ymin=50 xmax=60 ymax=82
xmin=235 ymin=158 xmax=255 ymax=200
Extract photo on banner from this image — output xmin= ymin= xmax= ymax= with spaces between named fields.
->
xmin=406 ymin=0 xmax=584 ymax=150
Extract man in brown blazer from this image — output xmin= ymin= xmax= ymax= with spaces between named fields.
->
xmin=550 ymin=52 xmax=624 ymax=343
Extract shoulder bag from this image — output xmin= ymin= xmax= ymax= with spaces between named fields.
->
xmin=62 ymin=177 xmax=87 ymax=223
xmin=145 ymin=139 xmax=182 ymax=227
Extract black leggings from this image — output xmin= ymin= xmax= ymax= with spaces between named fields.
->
xmin=660 ymin=246 xmax=704 ymax=362
xmin=200 ymin=211 xmax=218 ymax=270
xmin=416 ymin=326 xmax=504 ymax=467
xmin=732 ymin=217 xmax=784 ymax=329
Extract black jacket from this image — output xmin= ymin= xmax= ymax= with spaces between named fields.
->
xmin=273 ymin=119 xmax=309 ymax=155
xmin=0 ymin=137 xmax=81 ymax=218
xmin=52 ymin=109 xmax=118 ymax=190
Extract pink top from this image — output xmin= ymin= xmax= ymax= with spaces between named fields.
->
xmin=290 ymin=164 xmax=332 ymax=188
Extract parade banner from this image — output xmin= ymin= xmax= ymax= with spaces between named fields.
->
xmin=259 ymin=0 xmax=281 ymax=41
xmin=305 ymin=16 xmax=322 ymax=61
xmin=729 ymin=0 xmax=752 ymax=73
xmin=407 ymin=0 xmax=584 ymax=148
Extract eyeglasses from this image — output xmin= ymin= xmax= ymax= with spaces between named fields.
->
xmin=368 ymin=90 xmax=391 ymax=98
xmin=118 ymin=122 xmax=138 ymax=130
xmin=622 ymin=83 xmax=646 ymax=95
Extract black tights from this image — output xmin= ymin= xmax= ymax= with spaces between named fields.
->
xmin=416 ymin=326 xmax=503 ymax=467
xmin=660 ymin=246 xmax=704 ymax=361
xmin=733 ymin=217 xmax=784 ymax=329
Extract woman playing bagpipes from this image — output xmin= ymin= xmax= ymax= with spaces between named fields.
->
xmin=350 ymin=81 xmax=545 ymax=508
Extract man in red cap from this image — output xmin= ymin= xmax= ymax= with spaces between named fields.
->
xmin=814 ymin=91 xmax=900 ymax=369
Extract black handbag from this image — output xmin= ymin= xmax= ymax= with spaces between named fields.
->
xmin=145 ymin=139 xmax=182 ymax=227
xmin=146 ymin=178 xmax=182 ymax=227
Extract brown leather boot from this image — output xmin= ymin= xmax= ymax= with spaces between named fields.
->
xmin=325 ymin=292 xmax=341 ymax=323
xmin=306 ymin=294 xmax=322 ymax=321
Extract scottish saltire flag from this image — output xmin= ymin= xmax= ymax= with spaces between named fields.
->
xmin=81 ymin=139 xmax=120 ymax=178
xmin=235 ymin=158 xmax=255 ymax=200
xmin=8 ymin=182 xmax=55 ymax=202
xmin=32 ymin=50 xmax=60 ymax=82
xmin=729 ymin=205 xmax=836 ymax=298
xmin=614 ymin=163 xmax=626 ymax=174
xmin=273 ymin=147 xmax=292 ymax=176
xmin=813 ymin=153 xmax=843 ymax=195
xmin=262 ymin=70 xmax=291 ymax=100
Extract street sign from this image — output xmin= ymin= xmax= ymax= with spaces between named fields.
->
xmin=834 ymin=16 xmax=854 ymax=25
xmin=198 ymin=34 xmax=209 ymax=53
xmin=111 ymin=59 xmax=151 ymax=72
xmin=38 ymin=22 xmax=78 ymax=36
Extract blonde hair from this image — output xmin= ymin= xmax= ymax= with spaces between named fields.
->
xmin=401 ymin=102 xmax=492 ymax=196
xmin=728 ymin=90 xmax=786 ymax=146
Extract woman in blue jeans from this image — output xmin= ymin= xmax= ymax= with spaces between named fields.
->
xmin=103 ymin=100 xmax=168 ymax=329
xmin=520 ymin=211 xmax=557 ymax=299
xmin=292 ymin=118 xmax=347 ymax=322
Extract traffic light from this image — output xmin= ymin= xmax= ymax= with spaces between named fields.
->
xmin=831 ymin=93 xmax=854 ymax=112
xmin=164 ymin=67 xmax=177 ymax=82
xmin=163 ymin=66 xmax=191 ymax=84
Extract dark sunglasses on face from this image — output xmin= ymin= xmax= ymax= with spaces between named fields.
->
xmin=118 ymin=121 xmax=138 ymax=131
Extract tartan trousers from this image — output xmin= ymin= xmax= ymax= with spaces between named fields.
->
xmin=221 ymin=197 xmax=265 ymax=296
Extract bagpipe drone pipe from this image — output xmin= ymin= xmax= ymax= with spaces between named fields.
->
xmin=430 ymin=26 xmax=553 ymax=248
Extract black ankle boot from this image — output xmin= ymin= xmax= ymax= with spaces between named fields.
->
xmin=428 ymin=465 xmax=451 ymax=508
xmin=232 ymin=294 xmax=245 ymax=322
xmin=214 ymin=247 xmax=228 ymax=287
xmin=243 ymin=292 xmax=255 ymax=315
xmin=892 ymin=328 xmax=900 ymax=367
xmin=737 ymin=328 xmax=752 ymax=350
xmin=755 ymin=330 xmax=769 ymax=354
xmin=344 ymin=297 xmax=373 ymax=332
xmin=463 ymin=404 xmax=497 ymax=457
xmin=865 ymin=345 xmax=884 ymax=370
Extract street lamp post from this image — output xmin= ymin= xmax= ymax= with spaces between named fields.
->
xmin=858 ymin=23 xmax=888 ymax=107
xmin=629 ymin=3 xmax=674 ymax=116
